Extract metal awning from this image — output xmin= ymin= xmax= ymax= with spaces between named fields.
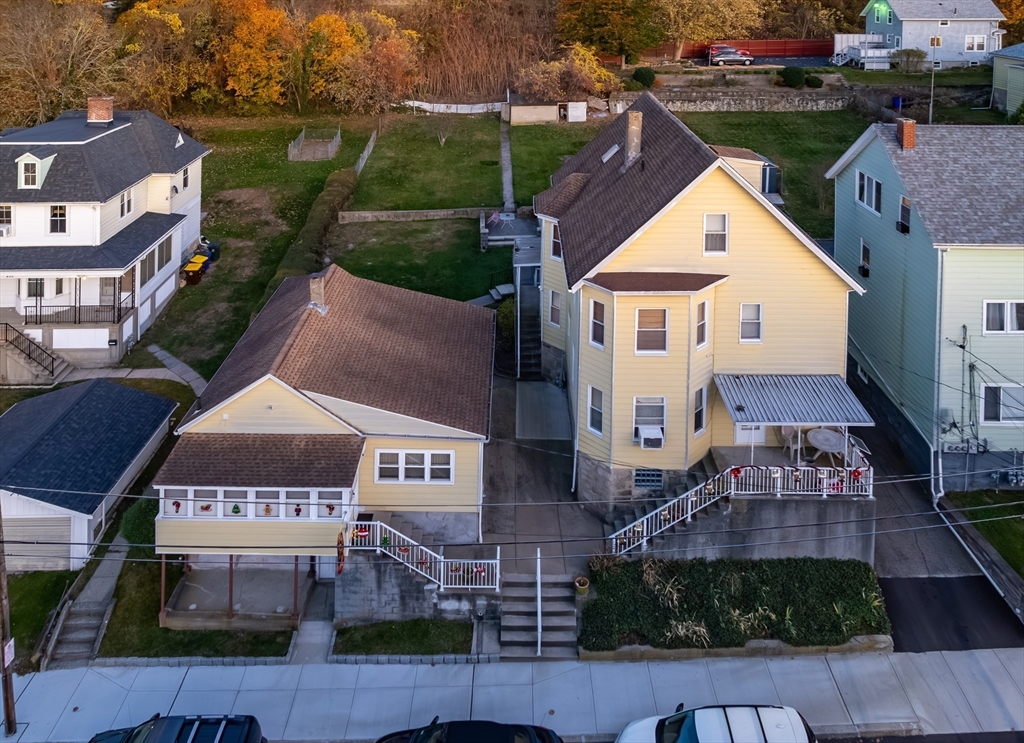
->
xmin=714 ymin=374 xmax=874 ymax=427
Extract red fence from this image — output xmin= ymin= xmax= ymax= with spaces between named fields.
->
xmin=601 ymin=38 xmax=835 ymax=64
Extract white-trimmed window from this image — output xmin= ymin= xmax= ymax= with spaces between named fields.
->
xmin=633 ymin=396 xmax=665 ymax=440
xmin=183 ymin=166 xmax=190 ymax=190
xmin=874 ymin=7 xmax=881 ymax=22
xmin=590 ymin=299 xmax=605 ymax=347
xmin=636 ymin=309 xmax=668 ymax=353
xmin=140 ymin=249 xmax=156 ymax=286
xmin=965 ymin=35 xmax=986 ymax=51
xmin=693 ymin=386 xmax=707 ymax=436
xmin=549 ymin=290 xmax=561 ymax=327
xmin=739 ymin=303 xmax=762 ymax=342
xmin=55 ymin=278 xmax=64 ymax=295
xmin=49 ymin=205 xmax=66 ymax=234
xmin=0 ymin=205 xmax=11 ymax=227
xmin=982 ymin=384 xmax=1024 ymax=423
xmin=157 ymin=236 xmax=172 ymax=269
xmin=886 ymin=33 xmax=893 ymax=43
xmin=887 ymin=9 xmax=893 ymax=23
xmin=551 ymin=223 xmax=562 ymax=260
xmin=25 ymin=278 xmax=44 ymax=298
xmin=898 ymin=195 xmax=911 ymax=232
xmin=375 ymin=450 xmax=454 ymax=483
xmin=984 ymin=301 xmax=1024 ymax=334
xmin=120 ymin=189 xmax=133 ymax=218
xmin=588 ymin=386 xmax=604 ymax=435
xmin=703 ymin=214 xmax=728 ymax=254
xmin=857 ymin=171 xmax=882 ymax=215
xmin=22 ymin=162 xmax=37 ymax=188
xmin=860 ymin=239 xmax=871 ymax=274
xmin=695 ymin=300 xmax=708 ymax=348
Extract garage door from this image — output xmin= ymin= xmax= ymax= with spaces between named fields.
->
xmin=5 ymin=517 xmax=72 ymax=572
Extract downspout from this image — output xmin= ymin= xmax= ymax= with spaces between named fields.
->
xmin=684 ymin=297 xmax=693 ymax=474
xmin=570 ymin=293 xmax=581 ymax=493
xmin=932 ymin=248 xmax=946 ymax=502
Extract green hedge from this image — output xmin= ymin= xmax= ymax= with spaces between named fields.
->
xmin=632 ymin=67 xmax=657 ymax=88
xmin=579 ymin=557 xmax=890 ymax=651
xmin=261 ymin=167 xmax=359 ymax=303
xmin=779 ymin=66 xmax=806 ymax=88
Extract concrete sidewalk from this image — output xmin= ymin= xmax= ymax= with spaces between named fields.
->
xmin=4 ymin=650 xmax=1022 ymax=742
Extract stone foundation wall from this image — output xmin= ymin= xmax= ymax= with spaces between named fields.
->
xmin=541 ymin=342 xmax=565 ymax=384
xmin=612 ymin=90 xmax=852 ymax=114
xmin=397 ymin=511 xmax=479 ymax=544
xmin=576 ymin=451 xmax=688 ymax=521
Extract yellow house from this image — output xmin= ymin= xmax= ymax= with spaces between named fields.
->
xmin=153 ymin=265 xmax=494 ymax=583
xmin=531 ymin=93 xmax=873 ymax=511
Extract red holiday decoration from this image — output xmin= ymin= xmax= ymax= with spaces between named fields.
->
xmin=172 ymin=500 xmax=181 ymax=513
xmin=851 ymin=468 xmax=863 ymax=483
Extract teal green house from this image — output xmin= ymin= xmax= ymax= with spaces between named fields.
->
xmin=826 ymin=119 xmax=1024 ymax=493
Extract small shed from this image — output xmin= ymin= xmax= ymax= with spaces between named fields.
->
xmin=0 ymin=379 xmax=176 ymax=571
xmin=502 ymin=95 xmax=588 ymax=125
xmin=992 ymin=42 xmax=1024 ymax=113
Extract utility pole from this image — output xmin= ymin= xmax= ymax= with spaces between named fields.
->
xmin=0 ymin=505 xmax=16 ymax=737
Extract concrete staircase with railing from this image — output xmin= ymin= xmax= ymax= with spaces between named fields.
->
xmin=499 ymin=573 xmax=577 ymax=660
xmin=45 ymin=600 xmax=110 ymax=670
xmin=0 ymin=323 xmax=74 ymax=386
xmin=518 ymin=288 xmax=542 ymax=381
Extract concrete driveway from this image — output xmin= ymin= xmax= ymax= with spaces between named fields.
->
xmin=482 ymin=376 xmax=605 ymax=576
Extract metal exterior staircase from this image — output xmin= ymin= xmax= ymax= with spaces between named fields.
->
xmin=499 ymin=573 xmax=577 ymax=660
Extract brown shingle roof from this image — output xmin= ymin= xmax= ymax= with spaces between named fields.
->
xmin=183 ymin=266 xmax=495 ymax=436
xmin=588 ymin=272 xmax=727 ymax=293
xmin=709 ymin=145 xmax=762 ymax=161
xmin=534 ymin=172 xmax=591 ymax=219
xmin=155 ymin=433 xmax=364 ymax=488
xmin=539 ymin=93 xmax=718 ymax=288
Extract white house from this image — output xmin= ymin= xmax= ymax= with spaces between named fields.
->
xmin=0 ymin=97 xmax=209 ymax=381
xmin=834 ymin=0 xmax=1005 ymax=69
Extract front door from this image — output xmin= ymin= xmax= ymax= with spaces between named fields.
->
xmin=734 ymin=423 xmax=766 ymax=445
xmin=100 ymin=277 xmax=117 ymax=305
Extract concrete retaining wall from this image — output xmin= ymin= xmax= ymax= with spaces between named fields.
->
xmin=611 ymin=90 xmax=853 ymax=114
xmin=579 ymin=634 xmax=893 ymax=661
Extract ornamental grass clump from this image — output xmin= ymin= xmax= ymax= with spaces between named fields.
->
xmin=578 ymin=556 xmax=890 ymax=651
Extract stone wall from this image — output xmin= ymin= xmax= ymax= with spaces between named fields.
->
xmin=656 ymin=495 xmax=877 ymax=564
xmin=576 ymin=451 xmax=689 ymax=521
xmin=611 ymin=89 xmax=853 ymax=114
xmin=334 ymin=552 xmax=500 ymax=627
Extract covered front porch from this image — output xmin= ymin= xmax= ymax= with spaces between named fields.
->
xmin=0 ymin=270 xmax=136 ymax=326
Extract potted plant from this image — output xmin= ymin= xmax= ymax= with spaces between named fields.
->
xmin=575 ymin=576 xmax=590 ymax=596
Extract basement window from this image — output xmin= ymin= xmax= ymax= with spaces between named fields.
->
xmin=634 ymin=469 xmax=664 ymax=490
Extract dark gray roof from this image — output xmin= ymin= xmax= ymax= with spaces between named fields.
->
xmin=0 ymin=110 xmax=208 ymax=204
xmin=863 ymin=0 xmax=1004 ymax=19
xmin=992 ymin=42 xmax=1024 ymax=60
xmin=0 ymin=379 xmax=177 ymax=513
xmin=715 ymin=374 xmax=874 ymax=426
xmin=876 ymin=124 xmax=1024 ymax=245
xmin=0 ymin=212 xmax=186 ymax=270
xmin=539 ymin=93 xmax=718 ymax=287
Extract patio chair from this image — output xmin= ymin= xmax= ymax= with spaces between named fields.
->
xmin=781 ymin=425 xmax=799 ymax=462
xmin=487 ymin=211 xmax=501 ymax=227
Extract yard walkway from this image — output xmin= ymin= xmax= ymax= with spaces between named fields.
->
xmin=6 ymin=649 xmax=1023 ymax=741
xmin=62 ymin=368 xmax=186 ymax=385
xmin=500 ymin=119 xmax=515 ymax=212
xmin=146 ymin=344 xmax=207 ymax=395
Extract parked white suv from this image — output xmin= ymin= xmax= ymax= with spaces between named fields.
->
xmin=616 ymin=704 xmax=817 ymax=743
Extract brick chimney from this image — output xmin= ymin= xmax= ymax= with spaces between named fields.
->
xmin=896 ymin=117 xmax=916 ymax=150
xmin=86 ymin=97 xmax=114 ymax=124
xmin=625 ymin=110 xmax=643 ymax=165
xmin=309 ymin=274 xmax=325 ymax=306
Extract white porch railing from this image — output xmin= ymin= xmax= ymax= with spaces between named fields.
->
xmin=345 ymin=521 xmax=500 ymax=592
xmin=608 ymin=463 xmax=873 ymax=555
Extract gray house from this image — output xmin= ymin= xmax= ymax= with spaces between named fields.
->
xmin=992 ymin=42 xmax=1024 ymax=112
xmin=826 ymin=120 xmax=1024 ymax=494
xmin=836 ymin=0 xmax=1006 ymax=68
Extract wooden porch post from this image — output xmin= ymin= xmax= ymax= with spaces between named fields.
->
xmin=159 ymin=554 xmax=166 ymax=618
xmin=292 ymin=556 xmax=299 ymax=619
xmin=227 ymin=555 xmax=234 ymax=619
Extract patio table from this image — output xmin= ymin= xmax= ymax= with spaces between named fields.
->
xmin=499 ymin=212 xmax=516 ymax=230
xmin=807 ymin=427 xmax=845 ymax=467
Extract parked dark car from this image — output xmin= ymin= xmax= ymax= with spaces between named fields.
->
xmin=375 ymin=719 xmax=563 ymax=743
xmin=89 ymin=715 xmax=266 ymax=743
xmin=710 ymin=49 xmax=755 ymax=66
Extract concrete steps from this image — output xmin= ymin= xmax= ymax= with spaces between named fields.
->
xmin=47 ymin=600 xmax=107 ymax=669
xmin=499 ymin=573 xmax=578 ymax=661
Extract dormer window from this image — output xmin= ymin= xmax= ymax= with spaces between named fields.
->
xmin=22 ymin=162 xmax=37 ymax=187
xmin=17 ymin=149 xmax=56 ymax=190
xmin=120 ymin=189 xmax=133 ymax=218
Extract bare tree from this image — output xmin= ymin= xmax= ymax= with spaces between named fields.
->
xmin=432 ymin=114 xmax=456 ymax=147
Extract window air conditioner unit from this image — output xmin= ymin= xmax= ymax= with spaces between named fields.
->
xmin=0 ymin=225 xmax=10 ymax=237
xmin=896 ymin=220 xmax=910 ymax=234
xmin=858 ymin=264 xmax=870 ymax=277
xmin=638 ymin=425 xmax=664 ymax=450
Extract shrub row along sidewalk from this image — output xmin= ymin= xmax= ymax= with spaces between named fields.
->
xmin=580 ymin=557 xmax=891 ymax=652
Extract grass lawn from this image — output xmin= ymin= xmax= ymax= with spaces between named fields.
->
xmin=330 ymin=220 xmax=512 ymax=301
xmin=829 ymin=66 xmax=993 ymax=87
xmin=99 ymin=558 xmax=292 ymax=658
xmin=141 ymin=117 xmax=373 ymax=380
xmin=509 ymin=122 xmax=608 ymax=204
xmin=347 ymin=115 xmax=502 ymax=211
xmin=903 ymin=104 xmax=1010 ymax=124
xmin=946 ymin=490 xmax=1024 ymax=578
xmin=9 ymin=570 xmax=78 ymax=671
xmin=334 ymin=619 xmax=473 ymax=655
xmin=678 ymin=110 xmax=870 ymax=237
